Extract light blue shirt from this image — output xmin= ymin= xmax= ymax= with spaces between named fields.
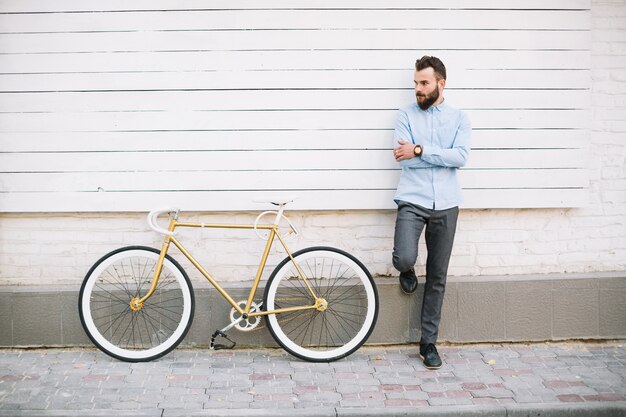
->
xmin=393 ymin=101 xmax=471 ymax=210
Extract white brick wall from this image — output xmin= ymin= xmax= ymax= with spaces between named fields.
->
xmin=0 ymin=0 xmax=624 ymax=286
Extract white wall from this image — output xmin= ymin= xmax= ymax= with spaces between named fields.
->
xmin=0 ymin=0 xmax=590 ymax=211
xmin=0 ymin=0 xmax=624 ymax=286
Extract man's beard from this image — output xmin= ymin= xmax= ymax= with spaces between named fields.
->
xmin=416 ymin=87 xmax=440 ymax=110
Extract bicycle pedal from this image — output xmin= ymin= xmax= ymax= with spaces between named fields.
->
xmin=210 ymin=330 xmax=236 ymax=350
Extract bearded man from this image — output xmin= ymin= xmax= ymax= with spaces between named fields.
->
xmin=391 ymin=56 xmax=471 ymax=369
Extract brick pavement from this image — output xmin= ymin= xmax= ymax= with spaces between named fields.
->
xmin=0 ymin=342 xmax=625 ymax=416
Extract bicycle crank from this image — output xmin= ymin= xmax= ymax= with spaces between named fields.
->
xmin=210 ymin=301 xmax=264 ymax=350
xmin=229 ymin=301 xmax=263 ymax=331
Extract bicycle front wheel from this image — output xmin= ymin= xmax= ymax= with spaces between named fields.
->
xmin=79 ymin=246 xmax=194 ymax=362
xmin=264 ymin=247 xmax=378 ymax=362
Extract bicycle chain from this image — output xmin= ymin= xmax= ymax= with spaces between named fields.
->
xmin=228 ymin=299 xmax=318 ymax=333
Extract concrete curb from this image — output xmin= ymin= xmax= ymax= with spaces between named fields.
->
xmin=0 ymin=412 xmax=163 ymax=417
xmin=1 ymin=402 xmax=625 ymax=417
xmin=336 ymin=402 xmax=626 ymax=416
xmin=174 ymin=402 xmax=626 ymax=417
xmin=504 ymin=402 xmax=626 ymax=417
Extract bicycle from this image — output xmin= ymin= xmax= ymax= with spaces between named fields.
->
xmin=78 ymin=198 xmax=379 ymax=363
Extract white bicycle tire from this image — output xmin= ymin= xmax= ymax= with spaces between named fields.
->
xmin=79 ymin=247 xmax=194 ymax=362
xmin=264 ymin=247 xmax=378 ymax=362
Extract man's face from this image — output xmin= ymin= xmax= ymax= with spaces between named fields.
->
xmin=414 ymin=68 xmax=444 ymax=110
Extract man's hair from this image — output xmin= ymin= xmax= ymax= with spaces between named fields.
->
xmin=415 ymin=55 xmax=447 ymax=81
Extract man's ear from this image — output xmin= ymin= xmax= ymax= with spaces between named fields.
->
xmin=438 ymin=78 xmax=446 ymax=90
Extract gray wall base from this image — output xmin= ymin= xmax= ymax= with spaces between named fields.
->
xmin=1 ymin=272 xmax=624 ymax=348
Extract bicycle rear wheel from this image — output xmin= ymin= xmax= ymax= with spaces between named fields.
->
xmin=264 ymin=247 xmax=378 ymax=362
xmin=79 ymin=246 xmax=194 ymax=362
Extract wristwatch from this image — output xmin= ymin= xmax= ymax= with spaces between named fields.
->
xmin=413 ymin=145 xmax=423 ymax=157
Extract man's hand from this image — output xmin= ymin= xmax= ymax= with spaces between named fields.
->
xmin=394 ymin=141 xmax=417 ymax=161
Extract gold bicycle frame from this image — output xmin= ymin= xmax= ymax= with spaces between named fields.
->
xmin=134 ymin=215 xmax=321 ymax=318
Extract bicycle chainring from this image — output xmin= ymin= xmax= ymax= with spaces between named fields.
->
xmin=229 ymin=301 xmax=262 ymax=332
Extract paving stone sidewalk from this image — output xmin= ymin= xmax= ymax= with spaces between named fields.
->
xmin=1 ymin=342 xmax=625 ymax=416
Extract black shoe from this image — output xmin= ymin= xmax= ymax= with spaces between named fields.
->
xmin=420 ymin=343 xmax=442 ymax=370
xmin=399 ymin=268 xmax=418 ymax=294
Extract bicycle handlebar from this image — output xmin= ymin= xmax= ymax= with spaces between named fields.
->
xmin=147 ymin=208 xmax=179 ymax=236
xmin=147 ymin=199 xmax=298 ymax=238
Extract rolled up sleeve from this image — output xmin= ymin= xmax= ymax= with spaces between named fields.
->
xmin=393 ymin=109 xmax=435 ymax=169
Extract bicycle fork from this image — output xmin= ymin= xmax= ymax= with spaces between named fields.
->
xmin=129 ymin=242 xmax=171 ymax=311
xmin=129 ymin=220 xmax=177 ymax=312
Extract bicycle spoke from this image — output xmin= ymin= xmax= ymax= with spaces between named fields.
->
xmin=138 ymin=309 xmax=157 ymax=347
xmin=320 ymin=312 xmax=338 ymax=347
xmin=94 ymin=303 xmax=131 ymax=337
xmin=285 ymin=311 xmax=317 ymax=345
xmin=101 ymin=268 xmax=135 ymax=297
xmin=91 ymin=289 xmax=131 ymax=306
xmin=141 ymin=309 xmax=178 ymax=339
xmin=141 ymin=311 xmax=163 ymax=345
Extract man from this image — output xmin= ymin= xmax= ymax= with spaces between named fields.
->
xmin=392 ymin=56 xmax=471 ymax=369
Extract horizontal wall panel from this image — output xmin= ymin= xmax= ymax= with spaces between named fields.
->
xmin=0 ymin=130 xmax=589 ymax=153
xmin=0 ymin=189 xmax=589 ymax=213
xmin=0 ymin=169 xmax=588 ymax=193
xmin=0 ymin=10 xmax=590 ymax=32
xmin=5 ymin=131 xmax=398 ymax=152
xmin=0 ymin=30 xmax=590 ymax=54
xmin=0 ymin=70 xmax=591 ymax=93
xmin=0 ymin=0 xmax=592 ymax=13
xmin=472 ymin=130 xmax=589 ymax=149
xmin=0 ymin=51 xmax=591 ymax=74
xmin=468 ymin=110 xmax=590 ymax=130
xmin=0 ymin=109 xmax=591 ymax=131
xmin=0 ymin=149 xmax=586 ymax=173
xmin=0 ymin=150 xmax=399 ymax=173
xmin=0 ymin=89 xmax=589 ymax=112
xmin=462 ymin=169 xmax=588 ymax=189
xmin=3 ymin=110 xmax=398 ymax=131
xmin=463 ymin=189 xmax=588 ymax=209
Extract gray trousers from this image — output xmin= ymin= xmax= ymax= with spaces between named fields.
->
xmin=392 ymin=201 xmax=459 ymax=346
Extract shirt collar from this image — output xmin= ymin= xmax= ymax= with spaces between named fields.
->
xmin=433 ymin=99 xmax=446 ymax=112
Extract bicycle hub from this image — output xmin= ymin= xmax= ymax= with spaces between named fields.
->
xmin=129 ymin=297 xmax=143 ymax=311
xmin=315 ymin=298 xmax=328 ymax=312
